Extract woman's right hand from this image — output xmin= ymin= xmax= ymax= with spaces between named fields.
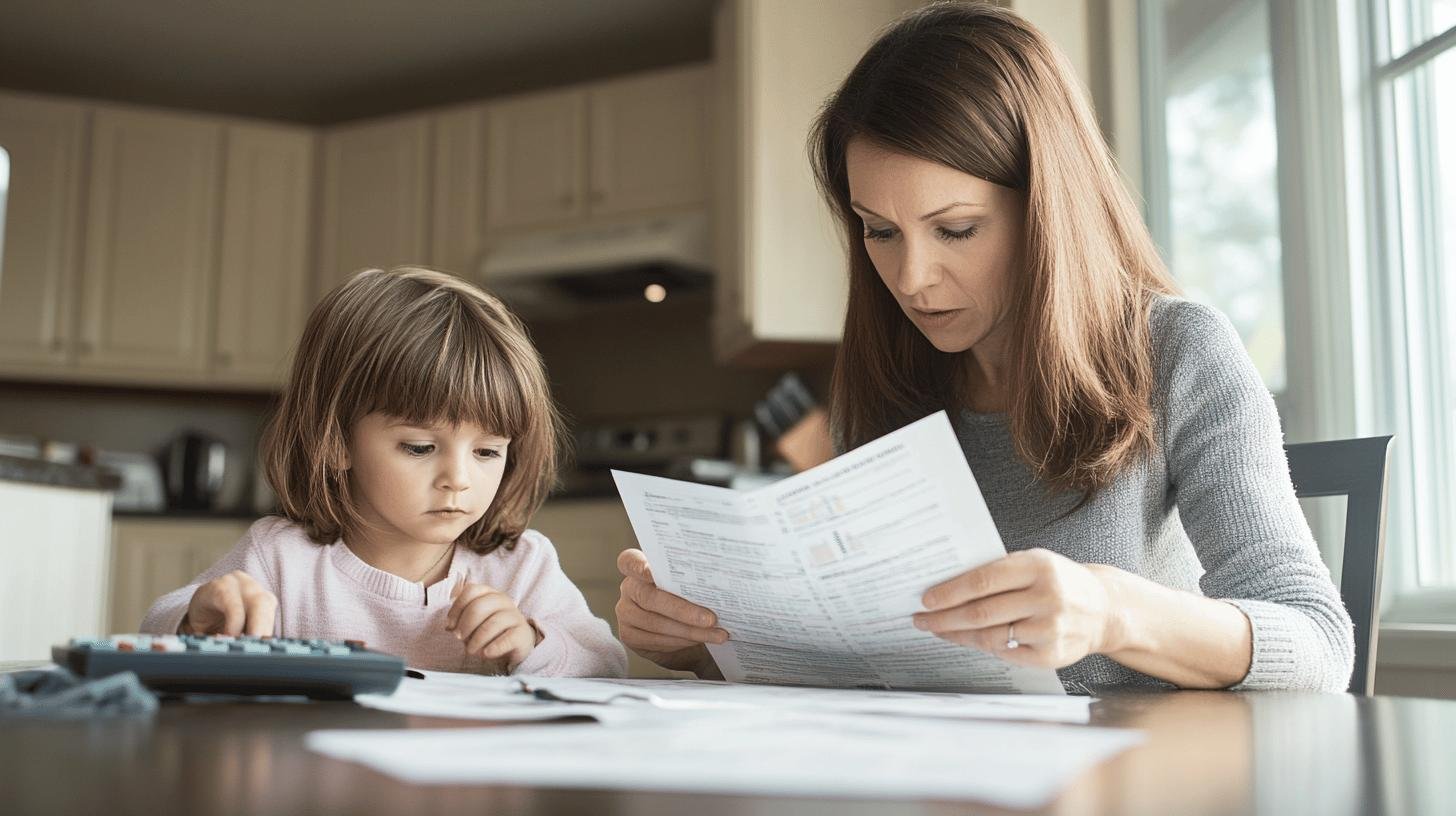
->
xmin=181 ymin=570 xmax=278 ymax=636
xmin=615 ymin=549 xmax=729 ymax=676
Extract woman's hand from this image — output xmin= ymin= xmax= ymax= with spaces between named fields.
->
xmin=446 ymin=578 xmax=541 ymax=671
xmin=913 ymin=548 xmax=1119 ymax=669
xmin=615 ymin=549 xmax=729 ymax=676
xmin=182 ymin=570 xmax=278 ymax=636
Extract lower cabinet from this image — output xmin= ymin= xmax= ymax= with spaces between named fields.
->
xmin=109 ymin=518 xmax=250 ymax=633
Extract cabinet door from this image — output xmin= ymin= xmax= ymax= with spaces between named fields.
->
xmin=318 ymin=115 xmax=431 ymax=297
xmin=213 ymin=123 xmax=315 ymax=388
xmin=485 ymin=89 xmax=586 ymax=232
xmin=588 ymin=66 xmax=709 ymax=218
xmin=109 ymin=519 xmax=250 ymax=633
xmin=430 ymin=105 xmax=488 ymax=277
xmin=78 ymin=108 xmax=220 ymax=376
xmin=0 ymin=93 xmax=86 ymax=371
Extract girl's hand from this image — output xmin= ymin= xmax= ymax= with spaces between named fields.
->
xmin=446 ymin=578 xmax=541 ymax=671
xmin=912 ymin=549 xmax=1119 ymax=669
xmin=615 ymin=549 xmax=729 ymax=676
xmin=182 ymin=570 xmax=278 ymax=636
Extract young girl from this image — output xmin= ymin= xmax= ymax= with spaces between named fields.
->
xmin=141 ymin=267 xmax=627 ymax=678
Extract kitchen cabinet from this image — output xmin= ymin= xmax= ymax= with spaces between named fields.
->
xmin=532 ymin=498 xmax=690 ymax=679
xmin=108 ymin=518 xmax=250 ymax=633
xmin=430 ymin=104 xmax=489 ymax=278
xmin=0 ymin=478 xmax=112 ymax=660
xmin=587 ymin=66 xmax=709 ymax=218
xmin=317 ymin=114 xmax=432 ymax=296
xmin=77 ymin=107 xmax=221 ymax=378
xmin=0 ymin=92 xmax=87 ymax=373
xmin=711 ymin=0 xmax=920 ymax=364
xmin=484 ymin=88 xmax=588 ymax=233
xmin=213 ymin=123 xmax=315 ymax=388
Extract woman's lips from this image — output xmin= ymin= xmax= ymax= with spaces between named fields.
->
xmin=909 ymin=306 xmax=965 ymax=325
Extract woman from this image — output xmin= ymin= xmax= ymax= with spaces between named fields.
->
xmin=615 ymin=1 xmax=1353 ymax=692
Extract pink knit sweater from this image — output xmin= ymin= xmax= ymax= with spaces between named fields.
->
xmin=140 ymin=516 xmax=627 ymax=677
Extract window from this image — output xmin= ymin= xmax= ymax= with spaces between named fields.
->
xmin=1361 ymin=0 xmax=1456 ymax=603
xmin=1141 ymin=0 xmax=1287 ymax=393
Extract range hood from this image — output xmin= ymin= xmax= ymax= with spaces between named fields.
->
xmin=477 ymin=209 xmax=711 ymax=313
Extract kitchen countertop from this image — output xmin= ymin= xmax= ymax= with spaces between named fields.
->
xmin=0 ymin=454 xmax=122 ymax=492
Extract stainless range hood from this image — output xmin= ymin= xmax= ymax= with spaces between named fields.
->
xmin=477 ymin=209 xmax=711 ymax=314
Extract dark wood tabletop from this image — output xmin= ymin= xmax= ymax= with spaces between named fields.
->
xmin=2 ymin=687 xmax=1451 ymax=815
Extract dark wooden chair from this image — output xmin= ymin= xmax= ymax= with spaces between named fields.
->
xmin=1283 ymin=435 xmax=1394 ymax=695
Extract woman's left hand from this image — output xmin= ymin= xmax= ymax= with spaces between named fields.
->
xmin=913 ymin=548 xmax=1119 ymax=669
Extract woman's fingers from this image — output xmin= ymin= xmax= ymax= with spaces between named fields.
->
xmin=912 ymin=589 xmax=1041 ymax=635
xmin=921 ymin=549 xmax=1048 ymax=610
xmin=617 ymin=548 xmax=655 ymax=584
xmin=617 ymin=622 xmax=707 ymax=654
xmin=620 ymin=575 xmax=717 ymax=628
xmin=619 ymin=596 xmax=728 ymax=644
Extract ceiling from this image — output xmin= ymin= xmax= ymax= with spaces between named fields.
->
xmin=0 ymin=0 xmax=715 ymax=124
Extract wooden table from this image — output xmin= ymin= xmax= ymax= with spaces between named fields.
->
xmin=2 ymin=688 xmax=1451 ymax=815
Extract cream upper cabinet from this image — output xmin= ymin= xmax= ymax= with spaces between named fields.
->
xmin=109 ymin=518 xmax=250 ymax=633
xmin=318 ymin=114 xmax=432 ymax=296
xmin=430 ymin=104 xmax=488 ymax=277
xmin=712 ymin=0 xmax=920 ymax=363
xmin=0 ymin=93 xmax=86 ymax=373
xmin=588 ymin=66 xmax=709 ymax=218
xmin=485 ymin=88 xmax=587 ymax=233
xmin=213 ymin=123 xmax=315 ymax=388
xmin=78 ymin=107 xmax=221 ymax=377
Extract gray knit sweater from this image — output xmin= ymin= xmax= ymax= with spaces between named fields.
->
xmin=952 ymin=296 xmax=1354 ymax=693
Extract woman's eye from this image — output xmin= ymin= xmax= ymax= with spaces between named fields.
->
xmin=863 ymin=225 xmax=897 ymax=243
xmin=400 ymin=443 xmax=435 ymax=456
xmin=936 ymin=224 xmax=980 ymax=241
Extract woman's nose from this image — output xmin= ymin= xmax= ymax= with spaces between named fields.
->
xmin=894 ymin=239 xmax=941 ymax=297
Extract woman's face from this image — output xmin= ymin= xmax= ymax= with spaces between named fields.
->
xmin=845 ymin=138 xmax=1025 ymax=355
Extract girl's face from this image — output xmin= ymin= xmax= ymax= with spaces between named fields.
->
xmin=344 ymin=412 xmax=510 ymax=548
xmin=845 ymin=138 xmax=1026 ymax=355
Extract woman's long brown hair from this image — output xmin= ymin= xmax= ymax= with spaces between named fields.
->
xmin=810 ymin=1 xmax=1177 ymax=494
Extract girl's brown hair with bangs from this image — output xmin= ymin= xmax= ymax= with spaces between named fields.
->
xmin=260 ymin=266 xmax=563 ymax=554
xmin=810 ymin=1 xmax=1177 ymax=494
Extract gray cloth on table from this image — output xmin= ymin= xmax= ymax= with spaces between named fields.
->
xmin=0 ymin=668 xmax=158 ymax=718
xmin=949 ymin=296 xmax=1355 ymax=693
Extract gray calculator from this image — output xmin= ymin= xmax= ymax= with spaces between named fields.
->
xmin=52 ymin=634 xmax=406 ymax=699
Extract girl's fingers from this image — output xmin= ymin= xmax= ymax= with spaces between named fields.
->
xmin=241 ymin=587 xmax=279 ymax=637
xmin=464 ymin=609 xmax=522 ymax=656
xmin=453 ymin=594 xmax=512 ymax=644
xmin=912 ymin=589 xmax=1041 ymax=635
xmin=481 ymin=628 xmax=528 ymax=661
xmin=446 ymin=583 xmax=501 ymax=630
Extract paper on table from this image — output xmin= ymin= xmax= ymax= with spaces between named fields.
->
xmin=307 ymin=712 xmax=1142 ymax=808
xmin=526 ymin=677 xmax=1093 ymax=724
xmin=612 ymin=411 xmax=1065 ymax=695
xmin=354 ymin=671 xmax=639 ymax=724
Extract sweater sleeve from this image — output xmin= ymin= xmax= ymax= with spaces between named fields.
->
xmin=508 ymin=530 xmax=628 ymax=678
xmin=137 ymin=520 xmax=281 ymax=636
xmin=1158 ymin=300 xmax=1355 ymax=692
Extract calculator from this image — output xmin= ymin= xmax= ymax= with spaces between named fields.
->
xmin=52 ymin=634 xmax=406 ymax=699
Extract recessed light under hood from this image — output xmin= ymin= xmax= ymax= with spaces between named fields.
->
xmin=478 ymin=210 xmax=711 ymax=315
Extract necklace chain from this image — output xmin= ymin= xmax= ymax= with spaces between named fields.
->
xmin=414 ymin=543 xmax=455 ymax=584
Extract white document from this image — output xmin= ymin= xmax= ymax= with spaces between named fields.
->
xmin=307 ymin=712 xmax=1142 ymax=808
xmin=612 ymin=411 xmax=1065 ymax=695
xmin=523 ymin=676 xmax=1092 ymax=723
xmin=354 ymin=671 xmax=640 ymax=724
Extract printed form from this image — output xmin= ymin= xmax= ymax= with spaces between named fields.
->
xmin=613 ymin=411 xmax=1065 ymax=694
